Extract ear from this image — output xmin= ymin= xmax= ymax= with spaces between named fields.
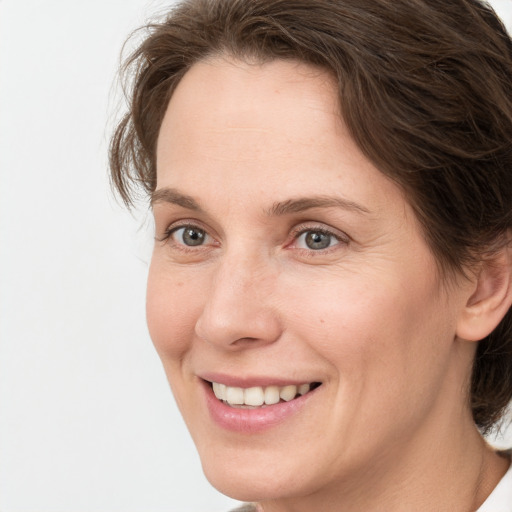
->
xmin=456 ymin=243 xmax=512 ymax=342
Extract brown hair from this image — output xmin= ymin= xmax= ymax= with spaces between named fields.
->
xmin=109 ymin=0 xmax=512 ymax=433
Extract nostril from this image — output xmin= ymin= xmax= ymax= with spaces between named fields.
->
xmin=235 ymin=336 xmax=259 ymax=343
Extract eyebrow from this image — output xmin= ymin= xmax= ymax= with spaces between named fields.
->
xmin=151 ymin=187 xmax=371 ymax=216
xmin=266 ymin=196 xmax=371 ymax=216
xmin=151 ymin=188 xmax=204 ymax=211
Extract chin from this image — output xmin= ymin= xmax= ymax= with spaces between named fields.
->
xmin=202 ymin=462 xmax=296 ymax=503
xmin=197 ymin=442 xmax=328 ymax=503
xmin=204 ymin=469 xmax=272 ymax=502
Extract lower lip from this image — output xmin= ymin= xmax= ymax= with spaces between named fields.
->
xmin=202 ymin=381 xmax=319 ymax=433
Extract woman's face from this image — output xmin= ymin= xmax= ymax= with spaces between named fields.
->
xmin=147 ymin=58 xmax=473 ymax=502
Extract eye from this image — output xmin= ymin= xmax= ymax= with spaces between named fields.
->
xmin=169 ymin=225 xmax=209 ymax=246
xmin=294 ymin=229 xmax=342 ymax=251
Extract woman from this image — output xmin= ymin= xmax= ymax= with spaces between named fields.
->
xmin=109 ymin=0 xmax=512 ymax=510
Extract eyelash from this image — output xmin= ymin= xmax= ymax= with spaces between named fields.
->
xmin=159 ymin=222 xmax=215 ymax=253
xmin=289 ymin=224 xmax=349 ymax=255
xmin=158 ymin=222 xmax=349 ymax=255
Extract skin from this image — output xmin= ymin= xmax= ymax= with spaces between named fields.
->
xmin=147 ymin=57 xmax=510 ymax=511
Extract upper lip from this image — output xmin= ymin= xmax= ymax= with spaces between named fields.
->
xmin=199 ymin=372 xmax=321 ymax=388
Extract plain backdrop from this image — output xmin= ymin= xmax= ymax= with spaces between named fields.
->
xmin=1 ymin=1 xmax=511 ymax=511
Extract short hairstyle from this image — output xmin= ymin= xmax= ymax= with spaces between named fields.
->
xmin=109 ymin=0 xmax=512 ymax=433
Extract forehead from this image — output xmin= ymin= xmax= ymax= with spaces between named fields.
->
xmin=162 ymin=56 xmax=338 ymax=125
xmin=155 ymin=57 xmax=409 ymax=221
xmin=157 ymin=57 xmax=341 ymax=166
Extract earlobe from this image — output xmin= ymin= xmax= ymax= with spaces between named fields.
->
xmin=456 ymin=244 xmax=512 ymax=342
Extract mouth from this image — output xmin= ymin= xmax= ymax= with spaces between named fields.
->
xmin=207 ymin=380 xmax=322 ymax=408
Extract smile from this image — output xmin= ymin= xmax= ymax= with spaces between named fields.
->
xmin=202 ymin=378 xmax=323 ymax=432
xmin=210 ymin=381 xmax=321 ymax=408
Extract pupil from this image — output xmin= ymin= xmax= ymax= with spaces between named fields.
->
xmin=183 ymin=228 xmax=205 ymax=246
xmin=305 ymin=231 xmax=330 ymax=250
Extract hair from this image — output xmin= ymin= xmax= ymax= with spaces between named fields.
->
xmin=109 ymin=0 xmax=512 ymax=434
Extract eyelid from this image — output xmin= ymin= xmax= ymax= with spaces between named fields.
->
xmin=155 ymin=218 xmax=349 ymax=253
xmin=158 ymin=219 xmax=217 ymax=246
xmin=288 ymin=222 xmax=350 ymax=252
xmin=291 ymin=222 xmax=349 ymax=241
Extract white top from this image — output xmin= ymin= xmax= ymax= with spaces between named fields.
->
xmin=477 ymin=460 xmax=512 ymax=512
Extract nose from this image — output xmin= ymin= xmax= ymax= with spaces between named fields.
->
xmin=194 ymin=252 xmax=282 ymax=350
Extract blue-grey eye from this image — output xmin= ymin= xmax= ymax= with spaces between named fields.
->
xmin=173 ymin=226 xmax=207 ymax=246
xmin=297 ymin=230 xmax=338 ymax=250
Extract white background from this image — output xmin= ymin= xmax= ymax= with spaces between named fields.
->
xmin=1 ymin=1 xmax=511 ymax=511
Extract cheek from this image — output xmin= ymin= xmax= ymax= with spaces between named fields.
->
xmin=145 ymin=260 xmax=204 ymax=360
xmin=286 ymin=273 xmax=456 ymax=453
xmin=295 ymin=290 xmax=396 ymax=394
xmin=284 ymin=267 xmax=450 ymax=391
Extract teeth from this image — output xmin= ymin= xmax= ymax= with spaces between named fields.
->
xmin=264 ymin=385 xmax=280 ymax=405
xmin=244 ymin=387 xmax=265 ymax=406
xmin=279 ymin=385 xmax=297 ymax=402
xmin=212 ymin=382 xmax=226 ymax=401
xmin=225 ymin=386 xmax=244 ymax=405
xmin=298 ymin=383 xmax=310 ymax=395
xmin=211 ymin=381 xmax=315 ymax=407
